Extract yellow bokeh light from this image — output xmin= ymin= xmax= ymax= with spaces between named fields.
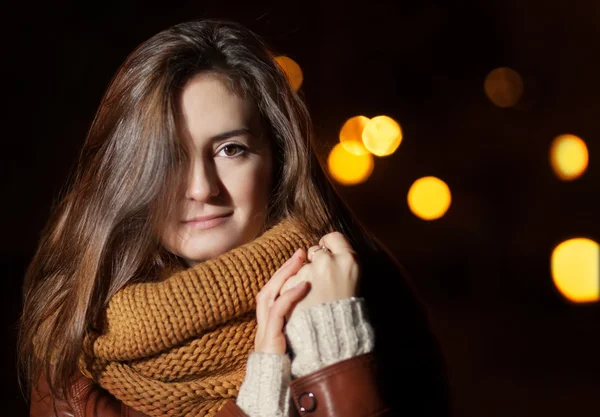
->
xmin=551 ymin=238 xmax=599 ymax=303
xmin=362 ymin=115 xmax=403 ymax=157
xmin=339 ymin=116 xmax=370 ymax=155
xmin=407 ymin=176 xmax=451 ymax=220
xmin=484 ymin=67 xmax=523 ymax=108
xmin=549 ymin=134 xmax=589 ymax=181
xmin=327 ymin=143 xmax=374 ymax=186
xmin=274 ymin=56 xmax=303 ymax=91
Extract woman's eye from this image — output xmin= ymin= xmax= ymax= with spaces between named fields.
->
xmin=218 ymin=144 xmax=246 ymax=157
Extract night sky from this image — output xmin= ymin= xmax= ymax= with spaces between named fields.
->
xmin=4 ymin=0 xmax=599 ymax=415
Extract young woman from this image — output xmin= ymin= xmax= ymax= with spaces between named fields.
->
xmin=19 ymin=19 xmax=450 ymax=417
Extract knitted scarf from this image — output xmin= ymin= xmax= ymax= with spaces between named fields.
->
xmin=79 ymin=218 xmax=317 ymax=417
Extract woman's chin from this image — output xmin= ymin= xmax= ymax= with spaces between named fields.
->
xmin=171 ymin=222 xmax=265 ymax=266
xmin=180 ymin=241 xmax=238 ymax=266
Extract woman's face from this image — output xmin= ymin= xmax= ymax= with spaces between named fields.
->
xmin=161 ymin=73 xmax=273 ymax=266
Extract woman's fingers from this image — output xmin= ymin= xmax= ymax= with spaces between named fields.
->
xmin=264 ymin=281 xmax=310 ymax=341
xmin=319 ymin=232 xmax=354 ymax=255
xmin=255 ymin=248 xmax=306 ymax=350
xmin=254 ymin=281 xmax=310 ymax=354
xmin=279 ymin=266 xmax=310 ymax=296
xmin=256 ymin=248 xmax=305 ymax=317
xmin=306 ymin=245 xmax=331 ymax=262
xmin=281 ymin=232 xmax=360 ymax=320
xmin=266 ymin=248 xmax=306 ymax=291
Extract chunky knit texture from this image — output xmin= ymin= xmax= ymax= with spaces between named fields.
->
xmin=79 ymin=219 xmax=317 ymax=417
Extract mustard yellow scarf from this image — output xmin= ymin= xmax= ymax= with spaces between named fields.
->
xmin=80 ymin=219 xmax=317 ymax=416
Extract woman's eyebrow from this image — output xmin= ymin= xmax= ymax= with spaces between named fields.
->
xmin=210 ymin=128 xmax=254 ymax=142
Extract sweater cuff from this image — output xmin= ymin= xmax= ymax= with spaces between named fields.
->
xmin=236 ymin=352 xmax=291 ymax=417
xmin=285 ymin=297 xmax=375 ymax=378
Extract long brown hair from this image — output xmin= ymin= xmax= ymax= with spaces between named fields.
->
xmin=18 ymin=19 xmax=373 ymax=400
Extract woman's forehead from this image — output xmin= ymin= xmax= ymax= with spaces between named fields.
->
xmin=177 ymin=73 xmax=262 ymax=144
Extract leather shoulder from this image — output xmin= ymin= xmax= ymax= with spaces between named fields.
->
xmin=30 ymin=373 xmax=150 ymax=417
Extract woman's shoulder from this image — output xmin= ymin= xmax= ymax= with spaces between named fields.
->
xmin=356 ymin=238 xmax=452 ymax=416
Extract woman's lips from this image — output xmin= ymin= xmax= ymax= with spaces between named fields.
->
xmin=183 ymin=213 xmax=232 ymax=230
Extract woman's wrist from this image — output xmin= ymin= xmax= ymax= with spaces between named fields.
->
xmin=284 ymin=297 xmax=375 ymax=378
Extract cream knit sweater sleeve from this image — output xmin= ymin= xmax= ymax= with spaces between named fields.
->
xmin=235 ymin=297 xmax=375 ymax=417
xmin=285 ymin=297 xmax=375 ymax=377
xmin=236 ymin=352 xmax=292 ymax=417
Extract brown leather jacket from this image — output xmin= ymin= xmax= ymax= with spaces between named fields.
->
xmin=30 ymin=353 xmax=392 ymax=417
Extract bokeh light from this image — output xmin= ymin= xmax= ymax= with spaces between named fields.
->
xmin=361 ymin=115 xmax=403 ymax=157
xmin=407 ymin=176 xmax=452 ymax=220
xmin=549 ymin=134 xmax=589 ymax=181
xmin=551 ymin=238 xmax=599 ymax=303
xmin=327 ymin=143 xmax=374 ymax=185
xmin=339 ymin=116 xmax=370 ymax=155
xmin=484 ymin=67 xmax=524 ymax=108
xmin=274 ymin=56 xmax=303 ymax=91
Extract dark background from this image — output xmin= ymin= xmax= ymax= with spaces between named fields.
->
xmin=4 ymin=0 xmax=599 ymax=415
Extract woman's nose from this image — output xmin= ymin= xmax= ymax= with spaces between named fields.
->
xmin=185 ymin=160 xmax=220 ymax=201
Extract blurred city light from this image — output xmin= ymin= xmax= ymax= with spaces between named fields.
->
xmin=327 ymin=142 xmax=374 ymax=185
xmin=362 ymin=115 xmax=403 ymax=156
xmin=407 ymin=176 xmax=452 ymax=220
xmin=339 ymin=115 xmax=370 ymax=155
xmin=484 ymin=67 xmax=523 ymax=108
xmin=549 ymin=134 xmax=589 ymax=181
xmin=274 ymin=56 xmax=303 ymax=91
xmin=551 ymin=238 xmax=599 ymax=303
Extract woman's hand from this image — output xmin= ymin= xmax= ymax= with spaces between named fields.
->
xmin=254 ymin=248 xmax=310 ymax=354
xmin=279 ymin=232 xmax=360 ymax=320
